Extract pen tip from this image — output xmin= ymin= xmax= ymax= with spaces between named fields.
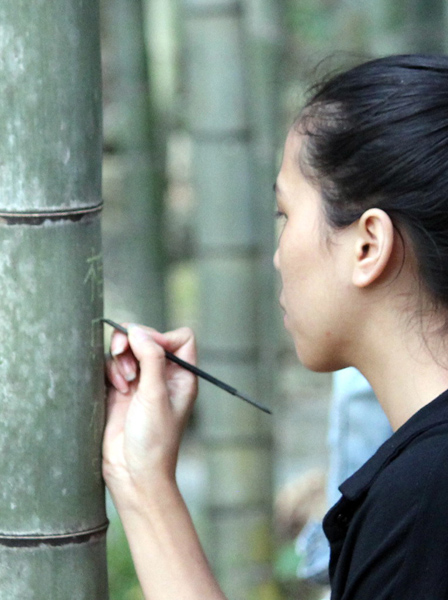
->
xmin=235 ymin=391 xmax=272 ymax=415
xmin=101 ymin=318 xmax=128 ymax=335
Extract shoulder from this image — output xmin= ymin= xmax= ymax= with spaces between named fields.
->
xmin=363 ymin=423 xmax=448 ymax=530
xmin=349 ymin=424 xmax=448 ymax=598
xmin=375 ymin=422 xmax=448 ymax=497
xmin=327 ymin=416 xmax=448 ymax=599
xmin=385 ymin=425 xmax=448 ymax=597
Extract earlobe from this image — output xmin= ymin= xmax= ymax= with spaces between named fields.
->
xmin=352 ymin=209 xmax=395 ymax=288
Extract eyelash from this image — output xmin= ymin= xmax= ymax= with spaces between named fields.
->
xmin=274 ymin=210 xmax=287 ymax=220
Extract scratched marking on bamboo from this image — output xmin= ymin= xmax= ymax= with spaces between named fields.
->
xmin=84 ymin=250 xmax=103 ymax=302
xmin=90 ymin=398 xmax=103 ymax=480
xmin=84 ymin=249 xmax=104 ymax=358
xmin=89 ymin=316 xmax=103 ymax=358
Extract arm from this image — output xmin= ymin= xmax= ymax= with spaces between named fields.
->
xmin=103 ymin=325 xmax=227 ymax=600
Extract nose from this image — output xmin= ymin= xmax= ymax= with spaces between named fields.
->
xmin=273 ymin=247 xmax=280 ymax=271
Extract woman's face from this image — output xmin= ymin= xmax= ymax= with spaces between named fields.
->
xmin=274 ymin=130 xmax=356 ymax=372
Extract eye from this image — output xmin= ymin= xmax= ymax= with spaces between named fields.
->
xmin=274 ymin=210 xmax=287 ymax=238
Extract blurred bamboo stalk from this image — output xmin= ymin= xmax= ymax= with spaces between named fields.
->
xmin=183 ymin=0 xmax=277 ymax=597
xmin=330 ymin=0 xmax=388 ymax=55
xmin=145 ymin=0 xmax=180 ymax=137
xmin=0 ymin=1 xmax=108 ymax=597
xmin=330 ymin=0 xmax=447 ymax=57
xmin=405 ymin=0 xmax=447 ymax=53
xmin=104 ymin=0 xmax=167 ymax=329
xmin=243 ymin=0 xmax=283 ymax=452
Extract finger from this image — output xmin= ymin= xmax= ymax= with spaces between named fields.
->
xmin=106 ymin=356 xmax=130 ymax=394
xmin=110 ymin=329 xmax=130 ymax=357
xmin=147 ymin=327 xmax=197 ymax=364
xmin=128 ymin=326 xmax=197 ymax=395
xmin=112 ymin=323 xmax=196 ymax=364
xmin=127 ymin=326 xmax=169 ymax=406
xmin=114 ymin=350 xmax=139 ymax=384
xmin=154 ymin=329 xmax=198 ymax=417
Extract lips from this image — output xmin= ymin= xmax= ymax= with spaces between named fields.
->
xmin=278 ymin=293 xmax=285 ymax=313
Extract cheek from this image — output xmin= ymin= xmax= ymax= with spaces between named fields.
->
xmin=280 ymin=239 xmax=313 ymax=286
xmin=278 ymin=249 xmax=301 ymax=291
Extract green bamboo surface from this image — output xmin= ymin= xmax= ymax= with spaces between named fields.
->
xmin=0 ymin=0 xmax=107 ymax=597
xmin=0 ymin=537 xmax=108 ymax=599
xmin=0 ymin=1 xmax=102 ymax=211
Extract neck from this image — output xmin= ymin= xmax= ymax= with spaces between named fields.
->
xmin=352 ymin=311 xmax=448 ymax=431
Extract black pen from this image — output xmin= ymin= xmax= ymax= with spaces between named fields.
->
xmin=102 ymin=318 xmax=272 ymax=415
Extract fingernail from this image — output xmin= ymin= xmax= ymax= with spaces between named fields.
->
xmin=122 ymin=357 xmax=137 ymax=382
xmin=128 ymin=324 xmax=150 ymax=342
xmin=111 ymin=336 xmax=127 ymax=357
xmin=116 ymin=375 xmax=129 ymax=394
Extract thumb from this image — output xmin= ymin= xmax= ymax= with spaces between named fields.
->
xmin=127 ymin=325 xmax=168 ymax=403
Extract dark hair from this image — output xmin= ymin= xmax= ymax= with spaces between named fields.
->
xmin=296 ymin=54 xmax=448 ymax=310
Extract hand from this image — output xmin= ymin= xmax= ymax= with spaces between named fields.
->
xmin=103 ymin=324 xmax=198 ymax=510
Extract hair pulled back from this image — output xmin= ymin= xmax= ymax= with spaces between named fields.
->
xmin=297 ymin=54 xmax=448 ymax=310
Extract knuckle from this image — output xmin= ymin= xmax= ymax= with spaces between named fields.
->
xmin=176 ymin=326 xmax=195 ymax=342
xmin=140 ymin=340 xmax=165 ymax=361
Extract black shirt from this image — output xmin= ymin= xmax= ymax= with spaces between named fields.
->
xmin=323 ymin=388 xmax=448 ymax=600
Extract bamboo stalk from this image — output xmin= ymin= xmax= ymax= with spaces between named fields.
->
xmin=183 ymin=0 xmax=275 ymax=597
xmin=0 ymin=1 xmax=108 ymax=597
xmin=243 ymin=0 xmax=283 ymax=441
xmin=103 ymin=0 xmax=167 ymax=329
xmin=405 ymin=0 xmax=447 ymax=53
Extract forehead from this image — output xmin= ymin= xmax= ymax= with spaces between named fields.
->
xmin=276 ymin=131 xmax=309 ymax=196
xmin=284 ymin=128 xmax=303 ymax=164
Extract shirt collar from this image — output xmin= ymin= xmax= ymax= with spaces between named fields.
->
xmin=339 ymin=388 xmax=448 ymax=501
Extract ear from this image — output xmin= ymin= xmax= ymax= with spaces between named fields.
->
xmin=352 ymin=209 xmax=395 ymax=288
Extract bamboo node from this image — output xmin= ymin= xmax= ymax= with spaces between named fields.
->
xmin=0 ymin=521 xmax=109 ymax=547
xmin=0 ymin=202 xmax=104 ymax=226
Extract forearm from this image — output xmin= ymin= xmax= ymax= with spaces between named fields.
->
xmin=112 ymin=479 xmax=227 ymax=600
xmin=104 ymin=326 xmax=223 ymax=598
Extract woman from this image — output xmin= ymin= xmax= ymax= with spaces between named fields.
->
xmin=104 ymin=55 xmax=448 ymax=599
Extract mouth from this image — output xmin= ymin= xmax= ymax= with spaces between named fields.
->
xmin=278 ymin=293 xmax=285 ymax=313
xmin=278 ymin=302 xmax=288 ymax=325
xmin=278 ymin=295 xmax=289 ymax=327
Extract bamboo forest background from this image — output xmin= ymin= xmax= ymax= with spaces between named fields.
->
xmin=101 ymin=1 xmax=447 ymax=599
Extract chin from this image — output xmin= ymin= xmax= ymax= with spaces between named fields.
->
xmin=294 ymin=343 xmax=346 ymax=373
